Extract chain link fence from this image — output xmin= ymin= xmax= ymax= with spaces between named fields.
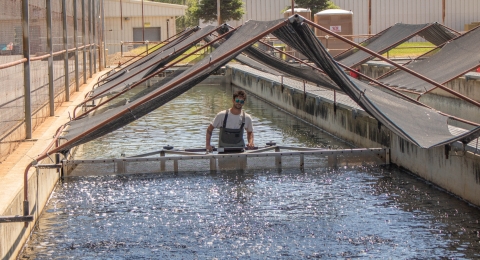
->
xmin=0 ymin=0 xmax=104 ymax=162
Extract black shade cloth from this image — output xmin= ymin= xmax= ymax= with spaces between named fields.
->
xmin=99 ymin=27 xmax=197 ymax=83
xmin=272 ymin=17 xmax=480 ymax=148
xmin=335 ymin=23 xmax=458 ymax=67
xmin=59 ymin=17 xmax=479 ymax=153
xmin=237 ymin=46 xmax=342 ymax=91
xmin=378 ymin=26 xmax=480 ymax=93
xmin=59 ymin=19 xmax=286 ymax=152
xmin=90 ymin=26 xmax=217 ymax=100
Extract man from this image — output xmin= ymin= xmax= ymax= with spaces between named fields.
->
xmin=206 ymin=90 xmax=254 ymax=152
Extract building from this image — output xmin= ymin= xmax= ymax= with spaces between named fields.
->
xmin=104 ymin=0 xmax=187 ymax=53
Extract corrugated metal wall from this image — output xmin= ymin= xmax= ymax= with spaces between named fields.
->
xmin=334 ymin=0 xmax=480 ymax=36
xmin=104 ymin=0 xmax=184 ymax=53
xmin=105 ymin=16 xmax=175 ymax=53
xmin=104 ymin=0 xmax=186 ymax=17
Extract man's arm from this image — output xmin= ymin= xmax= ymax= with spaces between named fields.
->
xmin=246 ymin=131 xmax=254 ymax=149
xmin=206 ymin=124 xmax=214 ymax=152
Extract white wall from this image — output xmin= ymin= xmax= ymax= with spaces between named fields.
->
xmin=104 ymin=0 xmax=185 ymax=53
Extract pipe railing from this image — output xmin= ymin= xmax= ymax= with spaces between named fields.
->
xmin=0 ymin=43 xmax=95 ymax=67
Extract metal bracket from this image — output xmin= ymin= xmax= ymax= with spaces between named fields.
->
xmin=0 ymin=215 xmax=34 ymax=223
xmin=288 ymin=14 xmax=305 ymax=24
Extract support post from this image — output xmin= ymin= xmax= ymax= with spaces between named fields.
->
xmin=210 ymin=157 xmax=216 ymax=172
xmin=442 ymin=0 xmax=446 ymax=25
xmin=116 ymin=159 xmax=125 ymax=173
xmin=62 ymin=0 xmax=70 ymax=101
xmin=47 ymin=0 xmax=54 ymax=116
xmin=217 ymin=0 xmax=221 ymax=25
xmin=74 ymin=0 xmax=80 ymax=91
xmin=88 ymin=0 xmax=93 ymax=78
xmin=92 ymin=0 xmax=97 ymax=73
xmin=173 ymin=159 xmax=178 ymax=173
xmin=101 ymin=0 xmax=106 ymax=69
xmin=23 ymin=201 xmax=30 ymax=226
xmin=142 ymin=0 xmax=144 ymax=41
xmin=328 ymin=154 xmax=338 ymax=167
xmin=299 ymin=154 xmax=304 ymax=171
xmin=160 ymin=150 xmax=166 ymax=171
xmin=368 ymin=0 xmax=372 ymax=35
xmin=275 ymin=146 xmax=281 ymax=169
xmin=23 ymin=0 xmax=32 ymax=139
xmin=385 ymin=149 xmax=390 ymax=165
xmin=82 ymin=0 xmax=87 ymax=83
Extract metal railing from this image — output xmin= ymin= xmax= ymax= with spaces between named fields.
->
xmin=62 ymin=147 xmax=390 ymax=176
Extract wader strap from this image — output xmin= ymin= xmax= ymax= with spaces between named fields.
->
xmin=222 ymin=109 xmax=229 ymax=128
xmin=222 ymin=110 xmax=245 ymax=129
xmin=240 ymin=111 xmax=245 ymax=129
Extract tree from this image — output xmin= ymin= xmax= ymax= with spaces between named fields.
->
xmin=152 ymin=0 xmax=186 ymax=5
xmin=176 ymin=0 xmax=200 ymax=33
xmin=289 ymin=0 xmax=339 ymax=15
xmin=190 ymin=0 xmax=244 ymax=25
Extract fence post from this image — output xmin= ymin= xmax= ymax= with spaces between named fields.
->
xmin=92 ymin=0 xmax=100 ymax=73
xmin=74 ymin=0 xmax=79 ymax=91
xmin=62 ymin=0 xmax=70 ymax=101
xmin=47 ymin=0 xmax=54 ymax=116
xmin=82 ymin=0 xmax=87 ymax=83
xmin=23 ymin=0 xmax=32 ymax=139
xmin=101 ymin=0 xmax=106 ymax=69
xmin=88 ymin=0 xmax=93 ymax=78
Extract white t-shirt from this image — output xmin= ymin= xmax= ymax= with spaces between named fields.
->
xmin=211 ymin=109 xmax=254 ymax=132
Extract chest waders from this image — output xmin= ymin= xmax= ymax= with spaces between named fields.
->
xmin=218 ymin=109 xmax=245 ymax=148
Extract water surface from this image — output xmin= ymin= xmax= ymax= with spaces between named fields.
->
xmin=20 ymin=84 xmax=480 ymax=259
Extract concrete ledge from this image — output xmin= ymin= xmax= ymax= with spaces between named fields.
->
xmin=227 ymin=64 xmax=480 ymax=207
xmin=0 ymin=69 xmax=109 ymax=260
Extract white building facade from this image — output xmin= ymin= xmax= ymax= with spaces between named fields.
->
xmin=104 ymin=0 xmax=187 ymax=53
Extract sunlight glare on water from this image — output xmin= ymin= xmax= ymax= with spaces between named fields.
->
xmin=20 ymin=84 xmax=480 ymax=259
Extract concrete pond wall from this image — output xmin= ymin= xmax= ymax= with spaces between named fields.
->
xmin=227 ymin=65 xmax=480 ymax=207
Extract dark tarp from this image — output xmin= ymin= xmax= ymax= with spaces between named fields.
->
xmin=335 ymin=23 xmax=459 ymax=68
xmin=237 ymin=46 xmax=342 ymax=91
xmin=59 ymin=17 xmax=479 ymax=153
xmin=271 ymin=17 xmax=480 ymax=148
xmin=59 ymin=19 xmax=286 ymax=152
xmin=378 ymin=26 xmax=480 ymax=93
xmin=90 ymin=26 xmax=217 ymax=100
xmin=98 ymin=27 xmax=196 ymax=83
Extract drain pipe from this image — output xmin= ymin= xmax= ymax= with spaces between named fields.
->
xmin=22 ymin=124 xmax=65 ymax=225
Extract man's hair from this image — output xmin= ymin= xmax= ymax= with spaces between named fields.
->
xmin=233 ymin=90 xmax=247 ymax=100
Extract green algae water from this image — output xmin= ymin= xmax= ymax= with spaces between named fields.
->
xmin=19 ymin=84 xmax=480 ymax=259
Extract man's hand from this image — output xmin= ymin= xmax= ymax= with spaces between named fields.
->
xmin=206 ymin=144 xmax=214 ymax=152
xmin=246 ymin=131 xmax=254 ymax=150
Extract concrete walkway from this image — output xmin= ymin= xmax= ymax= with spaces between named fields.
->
xmin=0 ymin=69 xmax=109 ymax=260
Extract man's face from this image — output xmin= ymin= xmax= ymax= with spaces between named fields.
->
xmin=233 ymin=97 xmax=245 ymax=109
